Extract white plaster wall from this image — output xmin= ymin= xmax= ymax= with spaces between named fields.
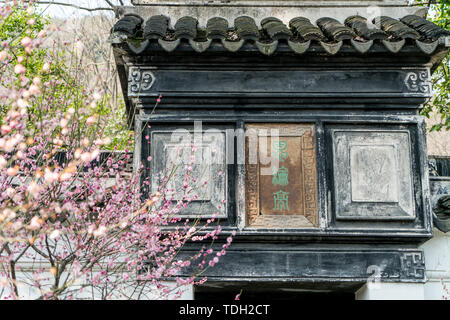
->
xmin=356 ymin=229 xmax=450 ymax=300
xmin=421 ymin=228 xmax=450 ymax=300
xmin=0 ymin=264 xmax=194 ymax=300
xmin=355 ymin=282 xmax=425 ymax=300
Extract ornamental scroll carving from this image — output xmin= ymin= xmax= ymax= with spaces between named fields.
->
xmin=404 ymin=71 xmax=431 ymax=94
xmin=128 ymin=67 xmax=155 ymax=95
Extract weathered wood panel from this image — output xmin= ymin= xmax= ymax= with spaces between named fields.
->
xmin=245 ymin=124 xmax=318 ymax=228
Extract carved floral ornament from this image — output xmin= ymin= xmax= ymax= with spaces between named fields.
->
xmin=128 ymin=67 xmax=156 ymax=95
xmin=404 ymin=70 xmax=431 ymax=94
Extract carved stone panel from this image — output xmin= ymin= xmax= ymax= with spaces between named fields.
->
xmin=245 ymin=124 xmax=318 ymax=228
xmin=332 ymin=130 xmax=415 ymax=220
xmin=150 ymin=129 xmax=227 ymax=218
xmin=126 ymin=68 xmax=432 ymax=99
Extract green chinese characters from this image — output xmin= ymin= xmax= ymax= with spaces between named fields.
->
xmin=272 ymin=140 xmax=289 ymax=212
xmin=272 ymin=166 xmax=289 ymax=186
xmin=273 ymin=190 xmax=290 ymax=211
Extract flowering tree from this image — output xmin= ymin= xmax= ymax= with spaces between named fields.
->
xmin=0 ymin=2 xmax=232 ymax=300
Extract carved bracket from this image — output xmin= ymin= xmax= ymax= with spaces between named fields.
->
xmin=400 ymin=252 xmax=425 ymax=280
xmin=404 ymin=70 xmax=431 ymax=94
xmin=128 ymin=67 xmax=156 ymax=96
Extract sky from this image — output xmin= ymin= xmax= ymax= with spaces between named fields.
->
xmin=29 ymin=0 xmax=436 ymax=19
xmin=37 ymin=0 xmax=132 ymax=18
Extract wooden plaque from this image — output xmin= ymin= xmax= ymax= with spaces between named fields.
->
xmin=245 ymin=124 xmax=318 ymax=228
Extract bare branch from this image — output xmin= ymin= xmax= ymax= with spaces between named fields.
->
xmin=103 ymin=0 xmax=117 ymax=8
xmin=2 ymin=1 xmax=117 ymax=13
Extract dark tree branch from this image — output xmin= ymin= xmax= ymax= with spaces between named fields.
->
xmin=38 ymin=1 xmax=115 ymax=12
xmin=103 ymin=0 xmax=117 ymax=8
xmin=0 ymin=1 xmax=117 ymax=13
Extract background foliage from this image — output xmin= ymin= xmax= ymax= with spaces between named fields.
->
xmin=418 ymin=0 xmax=450 ymax=132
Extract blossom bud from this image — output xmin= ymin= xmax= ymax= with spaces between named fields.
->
xmin=6 ymin=187 xmax=15 ymax=198
xmin=91 ymin=149 xmax=100 ymax=160
xmin=21 ymin=37 xmax=32 ymax=47
xmin=14 ymin=64 xmax=26 ymax=74
xmin=22 ymin=91 xmax=30 ymax=99
xmin=60 ymin=118 xmax=69 ymax=128
xmin=29 ymin=84 xmax=40 ymax=95
xmin=29 ymin=216 xmax=42 ymax=230
xmin=80 ymin=153 xmax=91 ymax=162
xmin=59 ymin=172 xmax=72 ymax=182
xmin=0 ymin=156 xmax=7 ymax=169
xmin=2 ymin=208 xmax=16 ymax=220
xmin=44 ymin=168 xmax=59 ymax=183
xmin=86 ymin=115 xmax=97 ymax=125
xmin=74 ymin=148 xmax=82 ymax=159
xmin=93 ymin=225 xmax=107 ymax=238
xmin=49 ymin=229 xmax=61 ymax=240
xmin=0 ymin=50 xmax=7 ymax=61
xmin=27 ymin=181 xmax=41 ymax=198
xmin=42 ymin=63 xmax=50 ymax=73
xmin=50 ymin=267 xmax=57 ymax=276
xmin=7 ymin=166 xmax=18 ymax=177
xmin=33 ymin=77 xmax=41 ymax=85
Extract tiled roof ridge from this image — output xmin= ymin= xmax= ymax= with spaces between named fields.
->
xmin=111 ymin=13 xmax=450 ymax=55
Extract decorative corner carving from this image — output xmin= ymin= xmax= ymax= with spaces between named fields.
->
xmin=400 ymin=252 xmax=425 ymax=280
xmin=404 ymin=71 xmax=430 ymax=94
xmin=128 ymin=67 xmax=155 ymax=95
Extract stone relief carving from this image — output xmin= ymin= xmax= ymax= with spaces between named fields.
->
xmin=150 ymin=129 xmax=227 ymax=218
xmin=128 ymin=67 xmax=155 ymax=94
xmin=400 ymin=252 xmax=425 ymax=279
xmin=404 ymin=71 xmax=430 ymax=94
xmin=350 ymin=145 xmax=398 ymax=203
xmin=332 ymin=130 xmax=415 ymax=220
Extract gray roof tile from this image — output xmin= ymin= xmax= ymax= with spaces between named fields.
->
xmin=111 ymin=14 xmax=450 ymax=56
